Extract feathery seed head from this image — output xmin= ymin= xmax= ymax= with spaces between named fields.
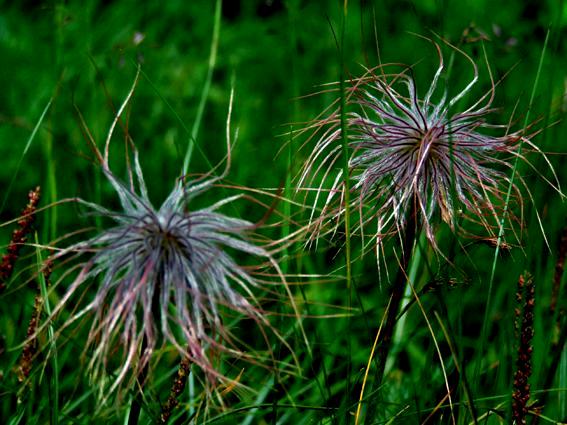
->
xmin=54 ymin=160 xmax=297 ymax=400
xmin=47 ymin=79 xmax=300 ymax=401
xmin=299 ymin=41 xmax=551 ymax=252
xmin=71 ymin=165 xmax=270 ymax=390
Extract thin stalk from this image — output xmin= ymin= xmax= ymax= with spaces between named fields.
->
xmin=127 ymin=278 xmax=162 ymax=424
xmin=392 ymin=230 xmax=425 ymax=347
xmin=339 ymin=4 xmax=351 ymax=291
xmin=535 ymin=312 xmax=567 ymax=422
xmin=338 ymin=3 xmax=353 ymax=417
xmin=380 ymin=210 xmax=417 ymax=347
xmin=35 ymin=234 xmax=58 ymax=425
xmin=45 ymin=123 xmax=57 ymax=242
xmin=127 ymin=338 xmax=151 ymax=424
xmin=532 ymin=224 xmax=567 ymax=422
xmin=182 ymin=0 xmax=222 ymax=176
xmin=434 ymin=312 xmax=478 ymax=424
xmin=1 ymin=98 xmax=52 ymax=214
xmin=276 ymin=3 xmax=301 ymax=400
xmin=364 ymin=207 xmax=418 ymax=424
xmin=282 ymin=0 xmax=301 ymax=276
xmin=242 ymin=378 xmax=274 ymax=425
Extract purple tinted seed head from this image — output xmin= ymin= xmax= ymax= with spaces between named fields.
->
xmin=51 ymin=164 xmax=297 ymax=400
xmin=298 ymin=41 xmax=555 ymax=254
xmin=45 ymin=82 xmax=301 ymax=402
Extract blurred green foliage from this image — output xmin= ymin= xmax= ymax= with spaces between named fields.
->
xmin=0 ymin=0 xmax=566 ymax=423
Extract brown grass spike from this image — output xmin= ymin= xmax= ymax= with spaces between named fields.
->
xmin=17 ymin=256 xmax=53 ymax=382
xmin=0 ymin=186 xmax=41 ymax=292
xmin=159 ymin=354 xmax=192 ymax=423
xmin=512 ymin=272 xmax=535 ymax=424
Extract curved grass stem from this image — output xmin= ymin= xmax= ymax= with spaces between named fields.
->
xmin=35 ymin=234 xmax=59 ymax=425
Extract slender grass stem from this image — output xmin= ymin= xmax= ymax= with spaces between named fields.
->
xmin=182 ymin=0 xmax=222 ymax=176
xmin=0 ymin=98 xmax=52 ymax=214
xmin=337 ymin=5 xmax=353 ymax=419
xmin=35 ymin=234 xmax=58 ymax=425
xmin=392 ymin=230 xmax=425 ymax=347
xmin=339 ymin=4 xmax=351 ymax=291
xmin=127 ymin=282 xmax=162 ymax=425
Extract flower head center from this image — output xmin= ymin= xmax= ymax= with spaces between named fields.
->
xmin=419 ymin=125 xmax=444 ymax=149
xmin=140 ymin=213 xmax=193 ymax=265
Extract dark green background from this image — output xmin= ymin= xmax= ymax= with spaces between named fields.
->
xmin=1 ymin=1 xmax=566 ymax=423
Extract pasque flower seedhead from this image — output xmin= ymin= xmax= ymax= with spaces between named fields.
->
xmin=46 ymin=79 xmax=300 ymax=400
xmin=61 ymin=168 xmax=286 ymax=396
xmin=298 ymin=41 xmax=556 ymax=253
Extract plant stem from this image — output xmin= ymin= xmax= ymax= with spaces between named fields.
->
xmin=127 ymin=340 xmax=149 ymax=425
xmin=36 ymin=235 xmax=59 ymax=425
xmin=182 ymin=0 xmax=221 ymax=176
xmin=476 ymin=28 xmax=550 ymax=394
xmin=364 ymin=207 xmax=417 ymax=424
xmin=337 ymin=4 xmax=353 ymax=417
xmin=128 ymin=275 xmax=162 ymax=425
xmin=376 ymin=214 xmax=417 ymax=377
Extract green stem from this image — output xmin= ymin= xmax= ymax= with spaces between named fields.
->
xmin=127 ymin=281 xmax=163 ymax=425
xmin=338 ymin=5 xmax=353 ymax=418
xmin=35 ymin=234 xmax=58 ymax=425
xmin=182 ymin=0 xmax=222 ymax=176
xmin=364 ymin=208 xmax=418 ymax=424
xmin=392 ymin=230 xmax=425 ymax=346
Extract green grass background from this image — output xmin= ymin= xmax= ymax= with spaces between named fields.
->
xmin=1 ymin=0 xmax=566 ymax=423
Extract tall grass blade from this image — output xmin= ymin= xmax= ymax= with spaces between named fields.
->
xmin=182 ymin=0 xmax=222 ymax=176
xmin=1 ymin=98 xmax=52 ymax=213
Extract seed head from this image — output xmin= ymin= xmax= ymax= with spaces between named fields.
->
xmin=298 ymin=41 xmax=556 ymax=254
xmin=52 ymin=157 xmax=298 ymax=399
xmin=46 ymin=79 xmax=300 ymax=401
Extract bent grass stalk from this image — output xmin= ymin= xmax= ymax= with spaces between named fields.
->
xmin=137 ymin=0 xmax=221 ymax=178
xmin=0 ymin=100 xmax=51 ymax=215
xmin=35 ymin=234 xmax=59 ymax=425
xmin=355 ymin=297 xmax=389 ymax=425
xmin=407 ymin=276 xmax=455 ymax=424
xmin=182 ymin=0 xmax=221 ymax=176
xmin=434 ymin=311 xmax=478 ymax=423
